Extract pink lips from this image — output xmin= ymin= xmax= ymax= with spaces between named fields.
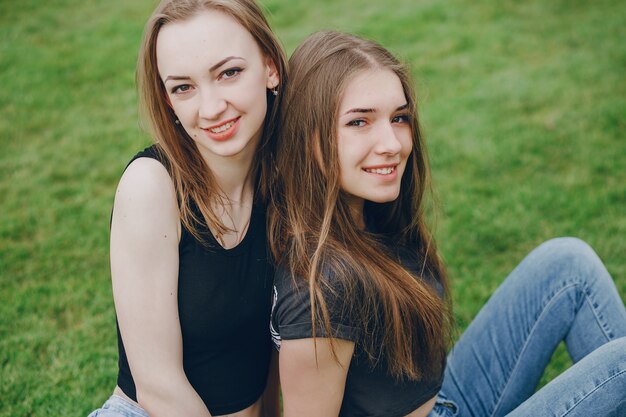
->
xmin=202 ymin=117 xmax=240 ymax=142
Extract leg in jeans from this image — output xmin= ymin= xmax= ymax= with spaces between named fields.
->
xmin=505 ymin=336 xmax=626 ymax=417
xmin=440 ymin=237 xmax=626 ymax=417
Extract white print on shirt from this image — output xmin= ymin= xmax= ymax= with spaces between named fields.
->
xmin=270 ymin=285 xmax=281 ymax=349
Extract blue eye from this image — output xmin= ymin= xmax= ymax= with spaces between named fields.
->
xmin=221 ymin=67 xmax=242 ymax=80
xmin=392 ymin=114 xmax=410 ymax=123
xmin=347 ymin=119 xmax=367 ymax=127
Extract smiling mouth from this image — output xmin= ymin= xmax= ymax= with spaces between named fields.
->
xmin=363 ymin=166 xmax=396 ymax=175
xmin=208 ymin=117 xmax=239 ymax=133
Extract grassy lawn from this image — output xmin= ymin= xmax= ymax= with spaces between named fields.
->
xmin=1 ymin=0 xmax=624 ymax=415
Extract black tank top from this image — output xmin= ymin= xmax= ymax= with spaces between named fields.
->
xmin=115 ymin=146 xmax=274 ymax=415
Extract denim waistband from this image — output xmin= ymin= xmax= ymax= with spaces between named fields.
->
xmin=428 ymin=395 xmax=459 ymax=417
xmin=89 ymin=394 xmax=149 ymax=417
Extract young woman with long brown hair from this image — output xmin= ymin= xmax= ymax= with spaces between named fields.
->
xmin=269 ymin=31 xmax=626 ymax=417
xmin=88 ymin=1 xmax=286 ymax=416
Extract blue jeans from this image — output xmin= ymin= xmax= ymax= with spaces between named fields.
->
xmin=88 ymin=395 xmax=148 ymax=417
xmin=430 ymin=237 xmax=626 ymax=417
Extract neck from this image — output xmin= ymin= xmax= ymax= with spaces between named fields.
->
xmin=198 ymin=147 xmax=257 ymax=203
xmin=214 ymin=166 xmax=254 ymax=204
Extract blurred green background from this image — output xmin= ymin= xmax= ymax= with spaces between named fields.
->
xmin=1 ymin=0 xmax=624 ymax=415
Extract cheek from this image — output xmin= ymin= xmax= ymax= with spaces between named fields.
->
xmin=238 ymin=69 xmax=270 ymax=107
xmin=399 ymin=132 xmax=413 ymax=159
xmin=172 ymin=105 xmax=197 ymax=128
xmin=336 ymin=135 xmax=353 ymax=175
xmin=171 ymin=100 xmax=195 ymax=124
xmin=169 ymin=100 xmax=201 ymax=140
xmin=337 ymin=145 xmax=366 ymax=193
xmin=337 ymin=133 xmax=368 ymax=167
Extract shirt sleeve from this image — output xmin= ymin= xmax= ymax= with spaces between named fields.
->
xmin=271 ymin=267 xmax=360 ymax=345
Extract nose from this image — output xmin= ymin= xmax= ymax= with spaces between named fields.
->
xmin=198 ymin=87 xmax=227 ymax=120
xmin=373 ymin=122 xmax=403 ymax=155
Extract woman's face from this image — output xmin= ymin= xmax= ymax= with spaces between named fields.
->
xmin=336 ymin=69 xmax=413 ymax=212
xmin=156 ymin=10 xmax=278 ymax=164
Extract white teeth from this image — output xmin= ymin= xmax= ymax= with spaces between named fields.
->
xmin=209 ymin=120 xmax=235 ymax=133
xmin=365 ymin=167 xmax=395 ymax=175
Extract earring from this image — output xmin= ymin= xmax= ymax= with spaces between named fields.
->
xmin=175 ymin=119 xmax=180 ymax=125
xmin=271 ymin=87 xmax=278 ymax=96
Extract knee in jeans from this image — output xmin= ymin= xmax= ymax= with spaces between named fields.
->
xmin=536 ymin=237 xmax=604 ymax=279
xmin=538 ymin=237 xmax=593 ymax=259
xmin=602 ymin=336 xmax=626 ymax=357
xmin=590 ymin=337 xmax=626 ymax=373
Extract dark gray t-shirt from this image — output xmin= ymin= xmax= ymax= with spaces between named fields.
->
xmin=270 ymin=244 xmax=444 ymax=417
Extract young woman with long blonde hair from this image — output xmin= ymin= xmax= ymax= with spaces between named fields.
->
xmin=89 ymin=1 xmax=286 ymax=416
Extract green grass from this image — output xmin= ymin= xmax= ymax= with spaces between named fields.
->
xmin=1 ymin=0 xmax=624 ymax=415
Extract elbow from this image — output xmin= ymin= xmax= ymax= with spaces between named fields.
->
xmin=134 ymin=378 xmax=179 ymax=416
xmin=135 ymin=386 xmax=163 ymax=415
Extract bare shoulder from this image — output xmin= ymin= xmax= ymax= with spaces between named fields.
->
xmin=112 ymin=157 xmax=179 ymax=234
xmin=115 ymin=157 xmax=176 ymax=209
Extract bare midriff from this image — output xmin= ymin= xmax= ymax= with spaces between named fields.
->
xmin=112 ymin=386 xmax=262 ymax=417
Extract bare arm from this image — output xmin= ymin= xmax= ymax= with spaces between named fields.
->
xmin=279 ymin=338 xmax=355 ymax=417
xmin=110 ymin=158 xmax=212 ymax=417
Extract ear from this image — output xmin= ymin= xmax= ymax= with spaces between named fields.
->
xmin=265 ymin=57 xmax=280 ymax=89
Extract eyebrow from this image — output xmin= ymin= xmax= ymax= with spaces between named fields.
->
xmin=396 ymin=104 xmax=409 ymax=111
xmin=163 ymin=56 xmax=244 ymax=83
xmin=341 ymin=103 xmax=409 ymax=116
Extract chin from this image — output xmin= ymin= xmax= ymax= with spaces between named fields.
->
xmin=366 ymin=192 xmax=401 ymax=204
xmin=209 ymin=136 xmax=257 ymax=158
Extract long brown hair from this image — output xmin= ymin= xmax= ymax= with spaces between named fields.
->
xmin=269 ymin=31 xmax=453 ymax=380
xmin=136 ymin=0 xmax=287 ymax=242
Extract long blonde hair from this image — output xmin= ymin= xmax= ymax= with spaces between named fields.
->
xmin=269 ymin=31 xmax=453 ymax=380
xmin=137 ymin=0 xmax=287 ymax=242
